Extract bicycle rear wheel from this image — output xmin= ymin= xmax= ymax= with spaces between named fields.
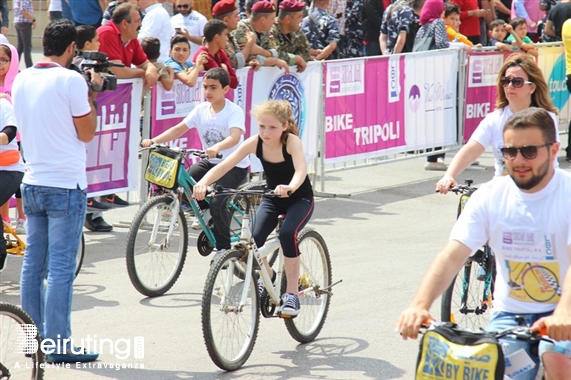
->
xmin=283 ymin=229 xmax=332 ymax=343
xmin=201 ymin=249 xmax=260 ymax=371
xmin=441 ymin=246 xmax=495 ymax=330
xmin=0 ymin=302 xmax=44 ymax=380
xmin=125 ymin=195 xmax=188 ymax=297
xmin=74 ymin=233 xmax=85 ymax=278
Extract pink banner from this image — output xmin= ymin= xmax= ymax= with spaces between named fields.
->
xmin=86 ymin=81 xmax=140 ymax=194
xmin=324 ymin=57 xmax=407 ymax=160
xmin=464 ymin=51 xmax=512 ymax=142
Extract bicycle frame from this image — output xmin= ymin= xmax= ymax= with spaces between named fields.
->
xmin=3 ymin=221 xmax=25 ymax=256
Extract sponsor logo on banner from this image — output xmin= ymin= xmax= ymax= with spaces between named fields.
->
xmin=388 ymin=55 xmax=400 ymax=103
xmin=408 ymin=85 xmax=421 ymax=112
xmin=269 ymin=74 xmax=305 ymax=137
xmin=326 ymin=60 xmax=365 ymax=97
xmin=547 ymin=54 xmax=569 ymax=110
xmin=155 ymin=79 xmax=203 ymax=120
xmin=468 ymin=54 xmax=503 ymax=88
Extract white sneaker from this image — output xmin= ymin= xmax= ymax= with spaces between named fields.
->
xmin=191 ymin=209 xmax=210 ymax=230
xmin=15 ymin=219 xmax=26 ymax=235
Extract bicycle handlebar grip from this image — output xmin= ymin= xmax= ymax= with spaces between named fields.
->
xmin=534 ymin=326 xmax=548 ymax=337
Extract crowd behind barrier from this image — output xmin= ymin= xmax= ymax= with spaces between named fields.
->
xmin=89 ymin=43 xmax=570 ymax=199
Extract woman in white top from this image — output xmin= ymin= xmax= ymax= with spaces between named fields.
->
xmin=436 ymin=53 xmax=560 ymax=193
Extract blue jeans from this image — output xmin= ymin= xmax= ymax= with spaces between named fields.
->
xmin=20 ymin=184 xmax=86 ymax=348
xmin=485 ymin=310 xmax=571 ymax=379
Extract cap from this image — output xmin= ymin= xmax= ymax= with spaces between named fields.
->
xmin=212 ymin=0 xmax=237 ymax=17
xmin=251 ymin=1 xmax=276 ymax=13
xmin=279 ymin=0 xmax=305 ymax=12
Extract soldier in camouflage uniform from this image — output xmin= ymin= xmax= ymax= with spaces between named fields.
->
xmin=232 ymin=0 xmax=290 ymax=70
xmin=267 ymin=0 xmax=310 ymax=72
xmin=213 ymin=0 xmax=256 ymax=69
xmin=343 ymin=0 xmax=364 ymax=58
xmin=301 ymin=0 xmax=341 ymax=60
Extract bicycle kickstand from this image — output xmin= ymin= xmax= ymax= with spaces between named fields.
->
xmin=315 ymin=279 xmax=343 ymax=298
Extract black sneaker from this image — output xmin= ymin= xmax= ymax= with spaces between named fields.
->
xmin=0 ymin=252 xmax=7 ymax=272
xmin=84 ymin=214 xmax=113 ymax=232
xmin=280 ymin=293 xmax=300 ymax=317
xmin=101 ymin=194 xmax=129 ymax=207
xmin=86 ymin=198 xmax=109 ymax=211
xmin=257 ymin=270 xmax=276 ymax=298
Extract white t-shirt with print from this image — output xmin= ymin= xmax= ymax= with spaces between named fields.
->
xmin=182 ymin=99 xmax=249 ymax=168
xmin=469 ymin=107 xmax=560 ymax=176
xmin=12 ymin=63 xmax=91 ymax=189
xmin=170 ymin=11 xmax=208 ymax=57
xmin=0 ymin=98 xmax=24 ymax=172
xmin=450 ymin=169 xmax=571 ymax=314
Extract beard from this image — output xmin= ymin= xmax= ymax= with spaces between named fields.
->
xmin=508 ymin=154 xmax=551 ymax=190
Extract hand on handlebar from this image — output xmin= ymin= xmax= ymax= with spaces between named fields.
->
xmin=436 ymin=175 xmax=456 ymax=194
xmin=141 ymin=139 xmax=154 ymax=147
xmin=396 ymin=306 xmax=433 ymax=340
xmin=193 ymin=183 xmax=210 ymax=201
xmin=273 ymin=184 xmax=294 ymax=198
xmin=204 ymin=147 xmax=222 ymax=159
xmin=532 ymin=315 xmax=571 ymax=341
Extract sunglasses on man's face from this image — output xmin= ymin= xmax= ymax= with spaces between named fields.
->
xmin=500 ymin=76 xmax=533 ymax=88
xmin=177 ymin=4 xmax=190 ymax=8
xmin=500 ymin=143 xmax=552 ymax=160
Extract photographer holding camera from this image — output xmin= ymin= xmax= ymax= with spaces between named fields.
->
xmin=12 ymin=19 xmax=102 ymax=363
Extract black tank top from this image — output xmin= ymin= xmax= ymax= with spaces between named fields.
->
xmin=256 ymin=136 xmax=313 ymax=199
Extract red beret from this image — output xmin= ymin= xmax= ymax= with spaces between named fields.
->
xmin=212 ymin=0 xmax=237 ymax=17
xmin=251 ymin=1 xmax=276 ymax=13
xmin=279 ymin=0 xmax=305 ymax=12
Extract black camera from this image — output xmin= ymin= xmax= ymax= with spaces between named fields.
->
xmin=79 ymin=51 xmax=124 ymax=92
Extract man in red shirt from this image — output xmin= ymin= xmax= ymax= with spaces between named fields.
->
xmin=451 ymin=0 xmax=490 ymax=45
xmin=97 ymin=2 xmax=158 ymax=86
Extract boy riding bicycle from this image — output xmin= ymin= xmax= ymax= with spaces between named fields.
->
xmin=397 ymin=108 xmax=571 ymax=380
xmin=141 ymin=68 xmax=249 ymax=261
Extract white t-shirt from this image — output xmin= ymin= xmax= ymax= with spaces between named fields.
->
xmin=170 ymin=11 xmax=207 ymax=57
xmin=12 ymin=63 xmax=91 ymax=189
xmin=450 ymin=169 xmax=571 ymax=314
xmin=48 ymin=0 xmax=62 ymax=12
xmin=138 ymin=3 xmax=173 ymax=63
xmin=470 ymin=107 xmax=560 ymax=176
xmin=0 ymin=98 xmax=24 ymax=172
xmin=182 ymin=99 xmax=249 ymax=168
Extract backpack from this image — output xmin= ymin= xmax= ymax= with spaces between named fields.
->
xmin=413 ymin=21 xmax=437 ymax=52
xmin=403 ymin=16 xmax=420 ymax=53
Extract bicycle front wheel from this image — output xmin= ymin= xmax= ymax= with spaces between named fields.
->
xmin=441 ymin=248 xmax=494 ymax=330
xmin=283 ymin=229 xmax=332 ymax=343
xmin=125 ymin=195 xmax=188 ymax=297
xmin=0 ymin=303 xmax=45 ymax=380
xmin=201 ymin=249 xmax=260 ymax=371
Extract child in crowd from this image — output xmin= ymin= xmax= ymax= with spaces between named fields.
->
xmin=75 ymin=25 xmax=129 ymax=233
xmin=165 ymin=34 xmax=207 ymax=88
xmin=141 ymin=37 xmax=174 ymax=91
xmin=193 ymin=19 xmax=238 ymax=89
xmin=141 ymin=68 xmax=249 ymax=261
xmin=507 ymin=17 xmax=538 ymax=57
xmin=443 ymin=3 xmax=482 ymax=52
xmin=488 ymin=19 xmax=519 ymax=52
xmin=192 ymin=99 xmax=314 ymax=317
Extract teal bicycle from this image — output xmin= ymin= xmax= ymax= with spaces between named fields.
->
xmin=125 ymin=145 xmax=266 ymax=297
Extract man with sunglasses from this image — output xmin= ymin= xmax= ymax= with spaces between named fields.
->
xmin=171 ymin=0 xmax=207 ymax=57
xmin=398 ymin=108 xmax=571 ymax=380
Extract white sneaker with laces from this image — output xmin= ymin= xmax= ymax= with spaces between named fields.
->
xmin=191 ymin=209 xmax=210 ymax=230
xmin=280 ymin=292 xmax=300 ymax=317
xmin=15 ymin=219 xmax=26 ymax=235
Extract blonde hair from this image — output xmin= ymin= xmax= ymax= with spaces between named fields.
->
xmin=251 ymin=100 xmax=299 ymax=145
xmin=495 ymin=53 xmax=558 ymax=114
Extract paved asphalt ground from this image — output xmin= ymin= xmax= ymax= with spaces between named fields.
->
xmin=0 ymin=47 xmax=569 ymax=380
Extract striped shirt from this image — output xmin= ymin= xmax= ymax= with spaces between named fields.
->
xmin=14 ymin=0 xmax=33 ymax=24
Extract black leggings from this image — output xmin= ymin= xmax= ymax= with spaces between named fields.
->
xmin=0 ymin=170 xmax=24 ymax=256
xmin=252 ymin=196 xmax=314 ymax=258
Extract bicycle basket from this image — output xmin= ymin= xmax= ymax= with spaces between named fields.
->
xmin=144 ymin=147 xmax=182 ymax=190
xmin=416 ymin=322 xmax=504 ymax=380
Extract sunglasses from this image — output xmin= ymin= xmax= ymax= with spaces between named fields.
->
xmin=500 ymin=76 xmax=533 ymax=88
xmin=177 ymin=4 xmax=190 ymax=8
xmin=500 ymin=143 xmax=552 ymax=160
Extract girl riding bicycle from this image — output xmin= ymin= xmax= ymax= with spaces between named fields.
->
xmin=194 ymin=100 xmax=314 ymax=317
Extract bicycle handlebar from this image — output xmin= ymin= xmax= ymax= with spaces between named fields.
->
xmin=206 ymin=186 xmax=283 ymax=198
xmin=420 ymin=319 xmax=548 ymax=341
xmin=139 ymin=144 xmax=222 ymax=159
xmin=435 ymin=179 xmax=477 ymax=195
